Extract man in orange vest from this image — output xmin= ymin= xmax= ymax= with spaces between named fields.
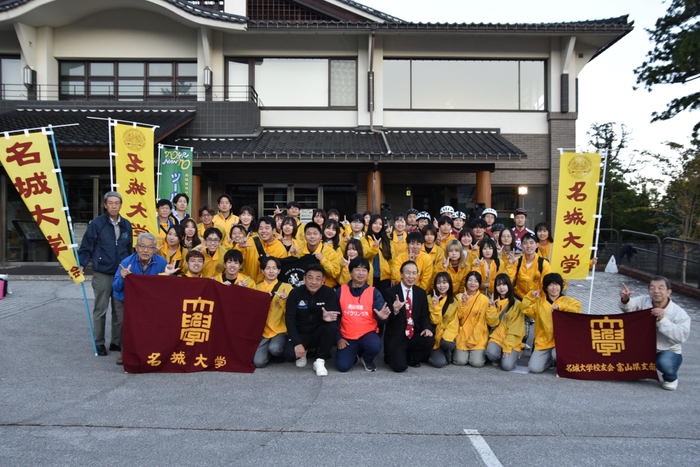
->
xmin=335 ymin=257 xmax=390 ymax=372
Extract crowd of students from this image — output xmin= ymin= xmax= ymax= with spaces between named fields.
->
xmin=143 ymin=193 xmax=584 ymax=376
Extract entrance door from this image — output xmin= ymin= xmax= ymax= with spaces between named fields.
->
xmin=261 ymin=185 xmax=321 ymax=218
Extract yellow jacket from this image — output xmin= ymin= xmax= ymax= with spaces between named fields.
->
xmin=201 ymin=245 xmax=227 ymax=278
xmin=508 ymin=253 xmax=551 ymax=300
xmin=538 ymin=242 xmax=552 ymax=260
xmin=297 ymin=242 xmax=340 ymax=288
xmin=391 ymin=231 xmax=408 ymax=256
xmin=214 ymin=272 xmax=257 ymax=290
xmin=337 ymin=260 xmax=375 ymax=285
xmin=363 ymin=236 xmax=397 ymax=281
xmin=421 ymin=244 xmax=444 ymax=290
xmin=213 ymin=212 xmax=239 ymax=241
xmin=429 ymin=296 xmax=461 ymax=350
xmin=521 ymin=292 xmax=582 ymax=350
xmin=437 ymin=233 xmax=457 ymax=251
xmin=436 ymin=261 xmax=469 ymax=295
xmin=455 ymin=292 xmax=497 ymax=351
xmin=471 ymin=258 xmax=509 ymax=295
xmin=157 ymin=245 xmax=188 ymax=276
xmin=240 ymin=237 xmax=289 ymax=284
xmin=487 ymin=298 xmax=525 ymax=353
xmin=257 ymin=279 xmax=294 ymax=338
xmin=391 ymin=251 xmax=433 ymax=290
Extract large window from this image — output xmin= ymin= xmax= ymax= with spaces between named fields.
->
xmin=0 ymin=57 xmax=23 ymax=100
xmin=227 ymin=58 xmax=357 ymax=108
xmin=59 ymin=61 xmax=197 ymax=101
xmin=384 ymin=59 xmax=545 ymax=111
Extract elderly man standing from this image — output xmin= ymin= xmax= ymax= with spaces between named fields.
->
xmin=112 ymin=232 xmax=175 ymax=364
xmin=620 ymin=276 xmax=691 ymax=391
xmin=79 ymin=192 xmax=132 ymax=357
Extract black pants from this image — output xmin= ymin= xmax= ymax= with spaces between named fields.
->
xmin=283 ymin=322 xmax=336 ymax=361
xmin=384 ymin=333 xmax=434 ymax=372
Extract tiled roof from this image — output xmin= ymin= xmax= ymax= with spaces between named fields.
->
xmin=0 ymin=107 xmax=196 ymax=147
xmin=176 ymin=128 xmax=525 ymax=161
xmin=333 ymin=0 xmax=405 ymax=23
xmin=248 ymin=15 xmax=633 ymax=33
xmin=0 ymin=0 xmax=247 ymax=23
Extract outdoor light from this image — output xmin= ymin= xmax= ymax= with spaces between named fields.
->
xmin=23 ymin=65 xmax=34 ymax=87
xmin=406 ymin=188 xmax=411 ymax=196
xmin=518 ymin=186 xmax=528 ymax=195
xmin=203 ymin=66 xmax=212 ymax=89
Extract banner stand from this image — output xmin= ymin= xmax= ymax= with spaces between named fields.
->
xmin=586 ymin=149 xmax=608 ymax=315
xmin=48 ymin=125 xmax=98 ymax=355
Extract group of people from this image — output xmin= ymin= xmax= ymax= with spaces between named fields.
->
xmin=78 ymin=192 xmax=690 ymax=390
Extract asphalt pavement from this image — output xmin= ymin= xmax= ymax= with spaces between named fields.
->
xmin=0 ymin=272 xmax=698 ymax=467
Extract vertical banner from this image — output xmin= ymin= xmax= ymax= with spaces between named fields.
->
xmin=0 ymin=131 xmax=84 ymax=284
xmin=114 ymin=123 xmax=157 ymax=245
xmin=158 ymin=145 xmax=193 ymax=202
xmin=551 ymin=152 xmax=602 ymax=279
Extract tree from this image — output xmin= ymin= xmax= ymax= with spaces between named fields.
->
xmin=634 ymin=0 xmax=700 ymax=137
xmin=587 ymin=123 xmax=655 ymax=234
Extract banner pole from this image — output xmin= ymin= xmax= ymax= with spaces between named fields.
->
xmin=48 ymin=125 xmax=98 ymax=355
xmin=156 ymin=143 xmax=162 ymax=201
xmin=587 ymin=149 xmax=609 ymax=315
xmin=108 ymin=117 xmax=115 ymax=192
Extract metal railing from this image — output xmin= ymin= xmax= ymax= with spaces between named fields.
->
xmin=1 ymin=84 xmax=259 ymax=105
xmin=661 ymin=238 xmax=700 ymax=289
xmin=620 ymin=229 xmax=662 ymax=277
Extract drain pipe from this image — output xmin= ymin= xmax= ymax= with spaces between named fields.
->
xmin=368 ymin=28 xmax=390 ymax=214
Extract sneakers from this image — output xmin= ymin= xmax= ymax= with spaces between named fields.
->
xmin=312 ymin=358 xmax=328 ymax=376
xmin=661 ymin=379 xmax=678 ymax=391
xmin=361 ymin=358 xmax=377 ymax=372
xmin=295 ymin=356 xmax=307 ymax=368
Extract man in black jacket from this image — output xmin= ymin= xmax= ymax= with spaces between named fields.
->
xmin=284 ymin=264 xmax=340 ymax=376
xmin=383 ymin=260 xmax=434 ymax=372
xmin=78 ymin=192 xmax=132 ymax=356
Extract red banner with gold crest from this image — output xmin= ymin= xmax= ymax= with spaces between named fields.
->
xmin=553 ymin=309 xmax=659 ymax=380
xmin=122 ymin=275 xmax=271 ymax=373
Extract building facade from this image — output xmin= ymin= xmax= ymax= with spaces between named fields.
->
xmin=0 ymin=0 xmax=632 ymax=263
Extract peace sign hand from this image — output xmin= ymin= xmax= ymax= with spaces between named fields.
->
xmin=432 ymin=289 xmax=440 ymax=306
xmin=461 ymin=287 xmax=468 ymax=305
xmin=620 ymin=283 xmax=634 ymax=303
xmin=164 ymin=262 xmax=179 ymax=276
xmin=375 ymin=303 xmax=390 ymax=320
xmin=119 ymin=264 xmax=132 ymax=279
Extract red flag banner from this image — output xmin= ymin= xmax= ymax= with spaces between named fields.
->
xmin=122 ymin=275 xmax=270 ymax=373
xmin=553 ymin=309 xmax=659 ymax=381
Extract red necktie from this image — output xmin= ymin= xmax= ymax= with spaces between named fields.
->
xmin=405 ymin=290 xmax=414 ymax=339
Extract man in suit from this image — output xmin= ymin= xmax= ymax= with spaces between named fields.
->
xmin=383 ymin=260 xmax=435 ymax=372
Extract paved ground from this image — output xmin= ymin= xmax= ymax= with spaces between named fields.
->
xmin=0 ymin=272 xmax=698 ymax=467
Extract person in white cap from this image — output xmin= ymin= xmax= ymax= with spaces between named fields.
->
xmin=417 ymin=211 xmax=431 ymax=231
xmin=482 ymin=208 xmax=497 ymax=236
xmin=439 ymin=206 xmax=455 ymax=218
xmin=453 ymin=211 xmax=466 ymax=237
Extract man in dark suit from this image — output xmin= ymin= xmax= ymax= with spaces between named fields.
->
xmin=383 ymin=260 xmax=435 ymax=372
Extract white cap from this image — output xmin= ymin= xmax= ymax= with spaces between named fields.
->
xmin=454 ymin=211 xmax=466 ymax=220
xmin=482 ymin=208 xmax=498 ymax=218
xmin=440 ymin=205 xmax=455 ymax=215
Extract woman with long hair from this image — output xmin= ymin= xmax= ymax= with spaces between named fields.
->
xmin=363 ymin=214 xmax=395 ymax=295
xmin=453 ymin=271 xmax=496 ymax=367
xmin=472 ymin=237 xmax=508 ymax=295
xmin=157 ymin=224 xmax=187 ymax=275
xmin=181 ymin=218 xmax=202 ymax=250
xmin=535 ymin=221 xmax=554 ymax=260
xmin=337 ymin=238 xmax=374 ymax=285
xmin=484 ymin=274 xmax=524 ymax=371
xmin=427 ymin=272 xmax=460 ymax=368
xmin=322 ymin=219 xmax=341 ymax=251
xmin=279 ymin=216 xmax=300 ymax=254
xmin=437 ymin=239 xmax=469 ymax=294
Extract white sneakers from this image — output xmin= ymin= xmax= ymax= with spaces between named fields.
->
xmin=295 ymin=356 xmax=307 ymax=368
xmin=662 ymin=379 xmax=678 ymax=391
xmin=313 ymin=358 xmax=328 ymax=376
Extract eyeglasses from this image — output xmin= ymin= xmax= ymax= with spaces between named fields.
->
xmin=136 ymin=244 xmax=156 ymax=251
xmin=205 ymin=238 xmax=221 ymax=243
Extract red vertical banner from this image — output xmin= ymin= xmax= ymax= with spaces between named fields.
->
xmin=114 ymin=123 xmax=158 ymax=245
xmin=0 ymin=131 xmax=84 ymax=283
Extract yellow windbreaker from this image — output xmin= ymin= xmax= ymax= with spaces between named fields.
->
xmin=391 ymin=250 xmax=434 ymax=290
xmin=508 ymin=253 xmax=551 ymax=300
xmin=201 ymin=245 xmax=227 ymax=278
xmin=429 ymin=295 xmax=461 ymax=350
xmin=213 ymin=212 xmax=239 ymax=242
xmin=521 ymin=292 xmax=582 ymax=350
xmin=240 ymin=237 xmax=289 ymax=284
xmin=337 ymin=260 xmax=375 ymax=285
xmin=391 ymin=231 xmax=408 ymax=256
xmin=471 ymin=258 xmax=509 ymax=295
xmin=436 ymin=261 xmax=469 ymax=295
xmin=455 ymin=292 xmax=497 ymax=351
xmin=487 ymin=298 xmax=525 ymax=353
xmin=363 ymin=236 xmax=397 ymax=282
xmin=257 ymin=279 xmax=293 ymax=338
xmin=297 ymin=242 xmax=340 ymax=288
xmin=157 ymin=245 xmax=187 ymax=276
xmin=214 ymin=272 xmax=257 ymax=290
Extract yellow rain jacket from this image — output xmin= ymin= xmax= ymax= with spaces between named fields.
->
xmin=257 ymin=279 xmax=294 ymax=338
xmin=521 ymin=292 xmax=582 ymax=350
xmin=455 ymin=292 xmax=497 ymax=351
xmin=429 ymin=295 xmax=461 ymax=350
xmin=487 ymin=298 xmax=525 ymax=353
xmin=391 ymin=250 xmax=434 ymax=291
xmin=508 ymin=253 xmax=551 ymax=300
xmin=297 ymin=242 xmax=340 ymax=288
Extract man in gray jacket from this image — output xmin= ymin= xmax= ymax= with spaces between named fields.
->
xmin=620 ymin=276 xmax=690 ymax=391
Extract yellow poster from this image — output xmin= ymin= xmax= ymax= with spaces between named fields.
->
xmin=0 ymin=131 xmax=84 ymax=284
xmin=551 ymin=152 xmax=602 ymax=279
xmin=114 ymin=123 xmax=157 ymax=245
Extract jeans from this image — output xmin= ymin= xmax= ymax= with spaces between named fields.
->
xmin=656 ymin=350 xmax=682 ymax=382
xmin=335 ymin=332 xmax=382 ymax=372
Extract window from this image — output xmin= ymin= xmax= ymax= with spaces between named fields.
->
xmin=228 ymin=58 xmax=357 ymax=108
xmin=59 ymin=61 xmax=197 ymax=101
xmin=383 ymin=59 xmax=545 ymax=111
xmin=1 ymin=57 xmax=23 ymax=100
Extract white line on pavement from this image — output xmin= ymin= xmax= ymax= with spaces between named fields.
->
xmin=464 ymin=429 xmax=504 ymax=467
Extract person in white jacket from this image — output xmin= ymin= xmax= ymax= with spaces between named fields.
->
xmin=619 ymin=276 xmax=690 ymax=391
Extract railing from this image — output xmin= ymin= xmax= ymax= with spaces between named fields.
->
xmin=1 ymin=84 xmax=260 ymax=105
xmin=661 ymin=238 xmax=700 ymax=289
xmin=620 ymin=229 xmax=662 ymax=277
